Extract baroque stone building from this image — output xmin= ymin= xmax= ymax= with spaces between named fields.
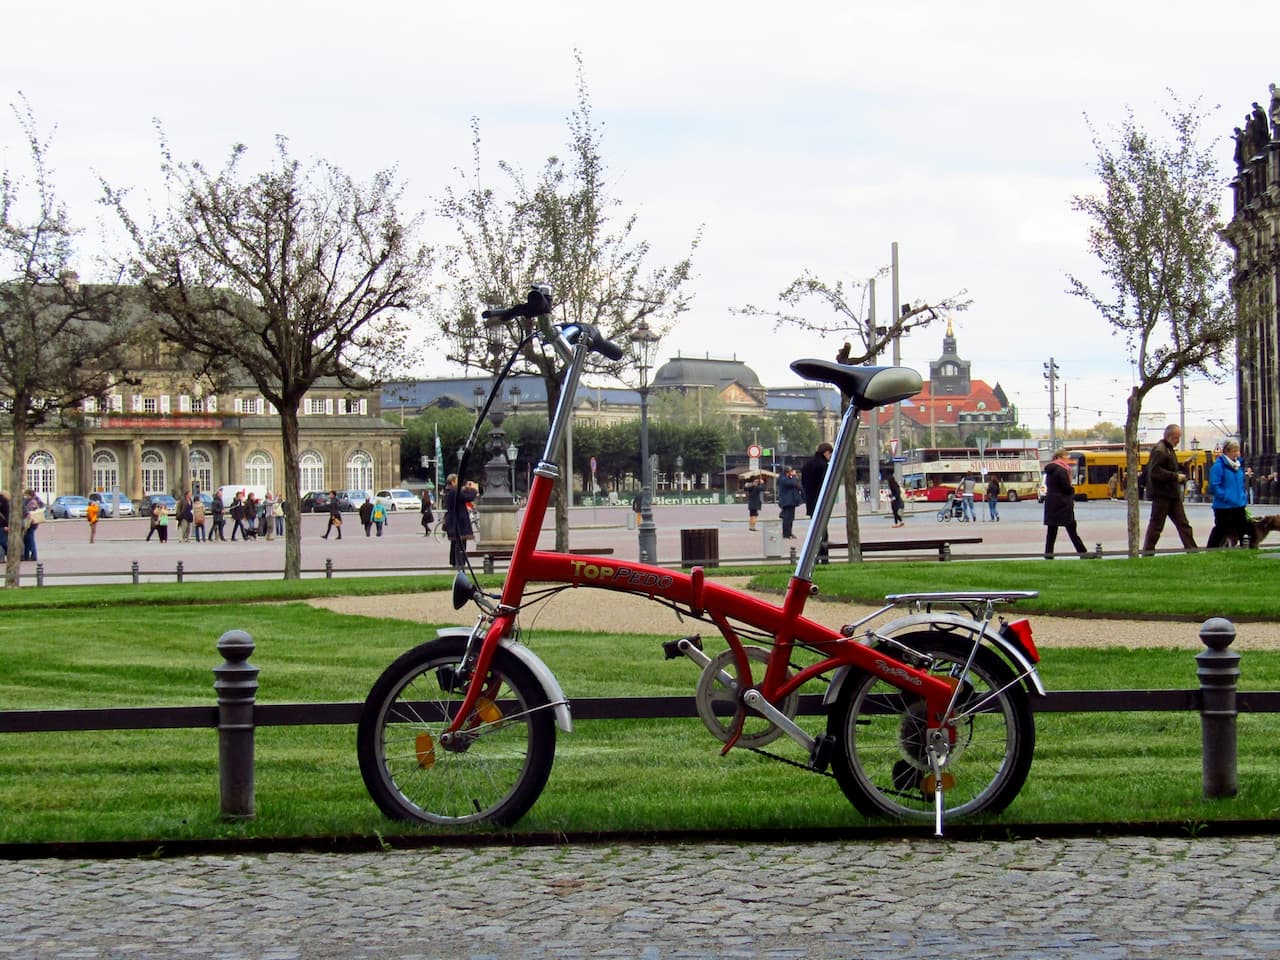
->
xmin=1226 ymin=85 xmax=1280 ymax=474
xmin=1 ymin=306 xmax=402 ymax=504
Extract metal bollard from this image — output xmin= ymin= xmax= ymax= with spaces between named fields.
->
xmin=176 ymin=561 xmax=184 ymax=583
xmin=214 ymin=630 xmax=258 ymax=819
xmin=325 ymin=558 xmax=333 ymax=579
xmin=789 ymin=545 xmax=797 ymax=563
xmin=1196 ymin=618 xmax=1239 ymax=799
xmin=131 ymin=560 xmax=139 ymax=584
xmin=940 ymin=542 xmax=952 ymax=562
xmin=36 ymin=563 xmax=44 ymax=587
xmin=1095 ymin=542 xmax=1103 ymax=559
xmin=483 ymin=553 xmax=495 ymax=575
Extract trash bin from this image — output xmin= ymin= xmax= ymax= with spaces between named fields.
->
xmin=626 ymin=509 xmax=636 ymax=530
xmin=761 ymin=521 xmax=782 ymax=559
xmin=680 ymin=528 xmax=720 ymax=568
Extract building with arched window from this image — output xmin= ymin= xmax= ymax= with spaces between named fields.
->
xmin=0 ymin=291 xmax=403 ymax=503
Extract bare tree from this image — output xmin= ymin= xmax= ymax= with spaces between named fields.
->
xmin=1068 ymin=97 xmax=1235 ymax=556
xmin=105 ymin=135 xmax=432 ymax=579
xmin=0 ymin=96 xmax=133 ymax=587
xmin=432 ymin=55 xmax=699 ymax=551
xmin=738 ymin=269 xmax=968 ymax=559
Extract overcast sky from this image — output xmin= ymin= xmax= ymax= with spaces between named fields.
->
xmin=4 ymin=0 xmax=1268 ymax=443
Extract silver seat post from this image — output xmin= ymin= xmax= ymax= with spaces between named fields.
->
xmin=795 ymin=403 xmax=861 ymax=581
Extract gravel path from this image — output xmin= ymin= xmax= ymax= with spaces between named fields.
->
xmin=307 ymin=578 xmax=1280 ymax=650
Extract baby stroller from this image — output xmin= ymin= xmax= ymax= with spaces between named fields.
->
xmin=936 ymin=492 xmax=964 ymax=522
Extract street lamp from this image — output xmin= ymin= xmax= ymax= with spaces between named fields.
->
xmin=778 ymin=435 xmax=788 ymax=471
xmin=1191 ymin=437 xmax=1201 ymax=451
xmin=507 ymin=441 xmax=519 ymax=497
xmin=675 ymin=455 xmax=684 ymax=492
xmin=630 ymin=319 xmax=661 ymax=563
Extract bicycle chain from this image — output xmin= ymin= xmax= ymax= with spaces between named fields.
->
xmin=745 ymin=745 xmax=836 ymax=778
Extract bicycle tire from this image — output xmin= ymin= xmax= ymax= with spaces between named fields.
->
xmin=827 ymin=631 xmax=1034 ymax=821
xmin=357 ymin=636 xmax=556 ymax=826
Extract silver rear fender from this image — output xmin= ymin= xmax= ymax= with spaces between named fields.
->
xmin=823 ymin=611 xmax=1046 ymax=706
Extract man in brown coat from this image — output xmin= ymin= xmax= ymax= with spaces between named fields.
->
xmin=1141 ymin=424 xmax=1197 ymax=554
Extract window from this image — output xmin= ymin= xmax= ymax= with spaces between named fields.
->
xmin=346 ymin=450 xmax=373 ymax=491
xmin=143 ymin=397 xmax=158 ymax=414
xmin=306 ymin=398 xmax=327 ymax=415
xmin=83 ymin=396 xmax=99 ymax=413
xmin=92 ymin=449 xmax=120 ymax=494
xmin=299 ymin=450 xmax=325 ymax=494
xmin=245 ymin=450 xmax=274 ymax=491
xmin=26 ymin=450 xmax=56 ymax=501
xmin=191 ymin=396 xmax=205 ymax=414
xmin=141 ymin=449 xmax=167 ymax=495
xmin=190 ymin=448 xmax=213 ymax=495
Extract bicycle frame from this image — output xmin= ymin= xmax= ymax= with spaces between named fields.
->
xmin=444 ymin=322 xmax=1025 ymax=760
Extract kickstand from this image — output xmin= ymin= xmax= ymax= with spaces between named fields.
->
xmin=928 ymin=733 xmax=948 ymax=838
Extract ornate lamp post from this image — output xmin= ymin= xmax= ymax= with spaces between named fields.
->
xmin=631 ymin=319 xmax=661 ymax=563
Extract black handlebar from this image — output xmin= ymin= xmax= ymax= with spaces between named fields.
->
xmin=481 ymin=285 xmax=624 ymax=361
xmin=480 ymin=285 xmax=553 ymax=322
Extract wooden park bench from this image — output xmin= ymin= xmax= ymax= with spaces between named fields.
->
xmin=827 ymin=536 xmax=982 ymax=562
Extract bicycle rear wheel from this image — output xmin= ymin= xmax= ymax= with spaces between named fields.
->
xmin=358 ymin=636 xmax=556 ymax=826
xmin=828 ymin=631 xmax=1034 ymax=821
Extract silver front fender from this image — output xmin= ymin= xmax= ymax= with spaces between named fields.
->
xmin=435 ymin=627 xmax=574 ymax=733
xmin=822 ymin=611 xmax=1047 ymax=707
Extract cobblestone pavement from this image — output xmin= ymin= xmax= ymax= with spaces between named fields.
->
xmin=4 ymin=836 xmax=1280 ymax=959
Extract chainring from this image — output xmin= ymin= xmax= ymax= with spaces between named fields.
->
xmin=694 ymin=646 xmax=799 ymax=748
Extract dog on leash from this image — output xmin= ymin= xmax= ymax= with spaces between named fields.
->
xmin=1224 ymin=513 xmax=1280 ymax=547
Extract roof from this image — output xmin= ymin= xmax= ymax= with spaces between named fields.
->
xmin=652 ymin=355 xmax=763 ymax=392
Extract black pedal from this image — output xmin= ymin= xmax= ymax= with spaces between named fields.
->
xmin=661 ymin=634 xmax=703 ymax=660
xmin=809 ymin=734 xmax=836 ymax=773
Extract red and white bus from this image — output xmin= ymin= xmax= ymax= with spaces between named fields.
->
xmin=900 ymin=447 xmax=1043 ymax=503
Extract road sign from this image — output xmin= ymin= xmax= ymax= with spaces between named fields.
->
xmin=747 ymin=444 xmax=762 ymax=458
xmin=889 ymin=438 xmax=899 ymax=457
xmin=590 ymin=456 xmax=597 ymax=474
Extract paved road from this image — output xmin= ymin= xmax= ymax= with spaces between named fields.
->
xmin=4 ymin=836 xmax=1279 ymax=958
xmin=17 ymin=497 xmax=1232 ymax=585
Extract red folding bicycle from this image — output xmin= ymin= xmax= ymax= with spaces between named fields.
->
xmin=357 ymin=287 xmax=1044 ymax=835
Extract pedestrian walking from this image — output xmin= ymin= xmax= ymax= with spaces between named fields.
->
xmin=443 ymin=474 xmax=475 ymax=567
xmin=744 ymin=476 xmax=764 ymax=532
xmin=229 ymin=493 xmax=247 ymax=541
xmin=777 ymin=467 xmax=802 ymax=539
xmin=359 ymin=496 xmax=374 ymax=537
xmin=273 ymin=497 xmax=285 ymax=537
xmin=209 ymin=492 xmax=226 ymax=541
xmin=177 ymin=493 xmax=194 ymax=542
xmin=372 ymin=499 xmax=387 ymax=537
xmin=885 ymin=471 xmax=904 ymax=527
xmin=800 ymin=442 xmax=833 ymax=563
xmin=192 ymin=495 xmax=206 ymax=542
xmin=960 ymin=473 xmax=977 ymax=522
xmin=156 ymin=504 xmax=170 ymax=544
xmin=145 ymin=502 xmax=160 ymax=542
xmin=86 ymin=498 xmax=100 ymax=543
xmin=322 ymin=491 xmax=343 ymax=540
xmin=1141 ymin=424 xmax=1197 ymax=554
xmin=420 ymin=489 xmax=435 ymax=536
xmin=1206 ymin=439 xmax=1249 ymax=548
xmin=1043 ymin=448 xmax=1091 ymax=559
xmin=986 ymin=475 xmax=1001 ymax=521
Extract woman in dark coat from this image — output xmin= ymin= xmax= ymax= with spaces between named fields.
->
xmin=442 ymin=474 xmax=476 ymax=568
xmin=1042 ymin=448 xmax=1090 ymax=559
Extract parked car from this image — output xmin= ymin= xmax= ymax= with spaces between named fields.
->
xmin=137 ymin=494 xmax=178 ymax=517
xmin=301 ymin=491 xmax=334 ymax=513
xmin=89 ymin=491 xmax=135 ymax=518
xmin=338 ymin=489 xmax=370 ymax=512
xmin=375 ymin=488 xmax=420 ymax=512
xmin=49 ymin=495 xmax=91 ymax=519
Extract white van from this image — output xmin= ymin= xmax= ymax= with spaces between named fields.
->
xmin=213 ymin=484 xmax=270 ymax=506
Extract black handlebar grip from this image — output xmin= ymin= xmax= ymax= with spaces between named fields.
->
xmin=593 ymin=336 xmax=624 ymax=362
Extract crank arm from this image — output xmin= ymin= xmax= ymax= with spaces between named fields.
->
xmin=742 ymin=689 xmax=815 ymax=754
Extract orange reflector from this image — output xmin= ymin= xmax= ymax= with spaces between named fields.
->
xmin=921 ymin=772 xmax=955 ymax=798
xmin=475 ymin=698 xmax=502 ymax=724
xmin=415 ymin=732 xmax=436 ymax=769
xmin=1002 ymin=618 xmax=1040 ymax=664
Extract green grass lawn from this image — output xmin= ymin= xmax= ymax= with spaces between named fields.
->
xmin=2 ymin=551 xmax=1278 ymax=844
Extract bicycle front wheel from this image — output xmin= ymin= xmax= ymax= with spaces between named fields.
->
xmin=357 ymin=636 xmax=556 ymax=826
xmin=828 ymin=632 xmax=1034 ymax=821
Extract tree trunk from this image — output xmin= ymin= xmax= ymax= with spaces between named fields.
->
xmin=277 ymin=404 xmax=303 ymax=580
xmin=843 ymin=410 xmax=863 ymax=562
xmin=4 ymin=413 xmax=28 ymax=588
xmin=1124 ymin=388 xmax=1143 ymax=557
